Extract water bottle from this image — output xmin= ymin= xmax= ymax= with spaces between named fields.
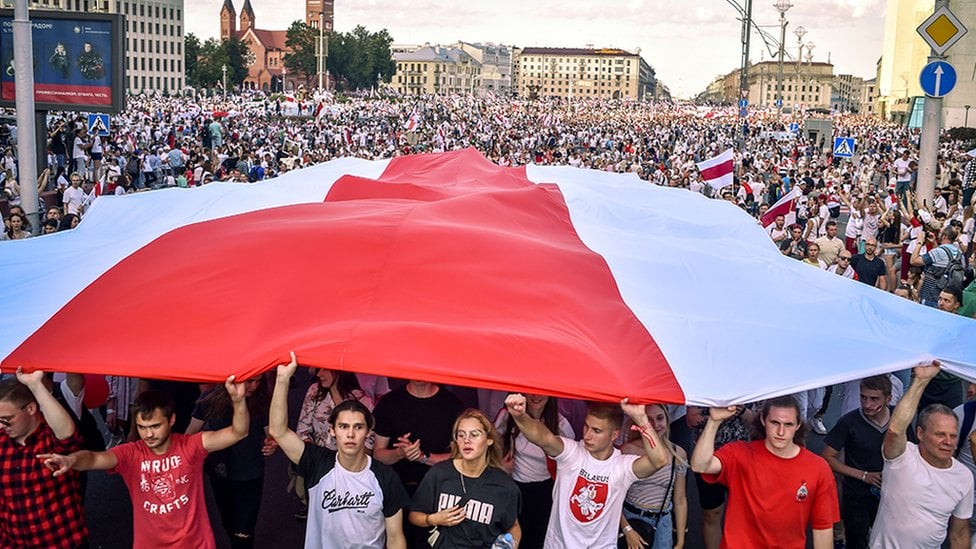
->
xmin=491 ymin=533 xmax=515 ymax=549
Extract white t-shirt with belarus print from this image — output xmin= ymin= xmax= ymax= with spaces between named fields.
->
xmin=544 ymin=437 xmax=640 ymax=549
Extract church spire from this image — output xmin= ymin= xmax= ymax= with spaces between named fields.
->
xmin=220 ymin=0 xmax=236 ymax=40
xmin=239 ymin=0 xmax=255 ymax=31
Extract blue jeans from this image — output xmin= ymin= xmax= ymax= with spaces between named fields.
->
xmin=623 ymin=506 xmax=672 ymax=549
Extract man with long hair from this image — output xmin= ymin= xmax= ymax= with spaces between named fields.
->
xmin=691 ymin=395 xmax=839 ymax=548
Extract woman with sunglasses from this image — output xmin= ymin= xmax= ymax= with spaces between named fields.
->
xmin=409 ymin=409 xmax=521 ymax=548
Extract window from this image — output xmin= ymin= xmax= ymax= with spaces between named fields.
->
xmin=140 ymin=21 xmax=144 ymax=33
xmin=139 ymin=3 xmax=143 ymax=16
xmin=140 ymin=57 xmax=144 ymax=70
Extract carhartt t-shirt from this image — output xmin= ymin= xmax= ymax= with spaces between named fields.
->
xmin=298 ymin=445 xmax=409 ymax=549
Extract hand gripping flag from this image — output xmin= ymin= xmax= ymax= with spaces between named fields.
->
xmin=696 ymin=149 xmax=734 ymax=190
xmin=1 ymin=149 xmax=974 ymax=406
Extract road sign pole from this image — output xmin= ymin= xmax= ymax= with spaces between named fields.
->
xmin=13 ymin=0 xmax=38 ymax=229
xmin=916 ymin=0 xmax=959 ymax=212
xmin=917 ymin=60 xmax=942 ymax=212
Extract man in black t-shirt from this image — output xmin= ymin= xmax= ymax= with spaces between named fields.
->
xmin=821 ymin=375 xmax=892 ymax=549
xmin=850 ymin=239 xmax=887 ymax=290
xmin=372 ymin=380 xmax=464 ymax=548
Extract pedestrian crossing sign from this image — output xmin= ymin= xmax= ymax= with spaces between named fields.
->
xmin=87 ymin=114 xmax=110 ymax=136
xmin=833 ymin=137 xmax=855 ymax=158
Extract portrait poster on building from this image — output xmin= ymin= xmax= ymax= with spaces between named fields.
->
xmin=0 ymin=10 xmax=124 ymax=112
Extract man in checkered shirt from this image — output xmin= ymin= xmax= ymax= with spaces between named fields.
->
xmin=0 ymin=367 xmax=87 ymax=548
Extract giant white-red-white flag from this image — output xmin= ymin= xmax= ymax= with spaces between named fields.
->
xmin=1 ymin=149 xmax=974 ymax=406
xmin=696 ymin=149 xmax=734 ymax=190
xmin=761 ymin=186 xmax=802 ymax=228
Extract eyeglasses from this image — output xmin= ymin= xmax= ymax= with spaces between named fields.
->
xmin=839 ymin=256 xmax=851 ymax=261
xmin=0 ymin=403 xmax=29 ymax=427
xmin=454 ymin=429 xmax=484 ymax=441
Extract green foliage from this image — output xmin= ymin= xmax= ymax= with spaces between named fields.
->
xmin=184 ymin=35 xmax=251 ymax=90
xmin=184 ymin=33 xmax=202 ymax=86
xmin=283 ymin=21 xmax=317 ymax=85
xmin=281 ymin=20 xmax=396 ymax=91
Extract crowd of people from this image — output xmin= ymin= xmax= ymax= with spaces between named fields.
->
xmin=1 ymin=90 xmax=976 ymax=549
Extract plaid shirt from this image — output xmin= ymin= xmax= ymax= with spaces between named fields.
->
xmin=0 ymin=422 xmax=87 ymax=548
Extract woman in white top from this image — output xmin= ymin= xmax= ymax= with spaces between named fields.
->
xmin=495 ymin=394 xmax=574 ymax=549
xmin=619 ymin=404 xmax=688 ymax=549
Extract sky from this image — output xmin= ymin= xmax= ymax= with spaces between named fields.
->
xmin=185 ymin=0 xmax=887 ymax=99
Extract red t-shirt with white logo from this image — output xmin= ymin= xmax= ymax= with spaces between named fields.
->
xmin=109 ymin=432 xmax=215 ymax=549
xmin=544 ymin=437 xmax=639 ymax=549
xmin=703 ymin=439 xmax=839 ymax=549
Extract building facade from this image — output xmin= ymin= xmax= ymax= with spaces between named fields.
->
xmin=6 ymin=0 xmax=185 ymax=94
xmin=219 ymin=0 xmax=332 ymax=92
xmin=754 ymin=61 xmax=833 ymax=110
xmin=452 ymin=41 xmax=512 ymax=96
xmin=392 ymin=45 xmax=481 ymax=95
xmin=859 ymin=78 xmax=877 ymax=115
xmin=831 ymin=74 xmax=864 ymax=113
xmin=512 ymin=47 xmax=655 ymax=100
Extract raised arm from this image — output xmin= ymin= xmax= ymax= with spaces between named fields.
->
xmin=13 ymin=367 xmax=75 ymax=440
xmin=504 ymin=393 xmax=564 ymax=457
xmin=622 ymin=399 xmax=669 ymax=478
xmin=268 ymin=352 xmax=305 ymax=465
xmin=690 ymin=406 xmax=737 ymax=475
xmin=201 ymin=375 xmax=249 ymax=452
xmin=884 ymin=362 xmax=940 ymax=460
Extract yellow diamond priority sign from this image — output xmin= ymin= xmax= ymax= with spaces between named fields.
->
xmin=917 ymin=5 xmax=968 ymax=56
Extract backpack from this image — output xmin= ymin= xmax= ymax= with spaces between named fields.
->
xmin=933 ymin=245 xmax=964 ymax=290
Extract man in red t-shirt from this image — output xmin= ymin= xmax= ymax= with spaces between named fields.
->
xmin=690 ymin=396 xmax=839 ymax=549
xmin=40 ymin=376 xmax=250 ymax=548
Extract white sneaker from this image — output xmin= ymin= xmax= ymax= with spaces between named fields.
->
xmin=811 ymin=417 xmax=827 ymax=435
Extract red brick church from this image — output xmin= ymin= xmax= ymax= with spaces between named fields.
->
xmin=220 ymin=0 xmax=334 ymax=91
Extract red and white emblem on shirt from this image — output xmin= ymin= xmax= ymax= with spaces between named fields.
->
xmin=569 ymin=475 xmax=608 ymax=522
xmin=795 ymin=481 xmax=808 ymax=502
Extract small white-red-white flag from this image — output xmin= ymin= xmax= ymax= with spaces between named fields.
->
xmin=696 ymin=149 xmax=734 ymax=190
xmin=761 ymin=187 xmax=802 ymax=228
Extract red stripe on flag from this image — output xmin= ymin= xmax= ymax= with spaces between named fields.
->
xmin=8 ymin=149 xmax=684 ymax=404
xmin=699 ymin=159 xmax=733 ymax=182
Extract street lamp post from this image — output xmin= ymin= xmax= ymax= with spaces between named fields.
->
xmin=317 ymin=16 xmax=332 ymax=91
xmin=966 ymin=105 xmax=972 ymax=127
xmin=774 ymin=0 xmax=793 ymax=113
xmin=221 ymin=63 xmax=227 ymax=99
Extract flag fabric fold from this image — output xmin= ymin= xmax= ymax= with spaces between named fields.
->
xmin=1 ymin=149 xmax=974 ymax=406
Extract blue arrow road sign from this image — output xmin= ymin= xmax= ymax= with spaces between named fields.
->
xmin=919 ymin=61 xmax=957 ymax=98
xmin=738 ymin=99 xmax=748 ymax=108
xmin=833 ymin=137 xmax=856 ymax=158
xmin=789 ymin=123 xmax=799 ymax=133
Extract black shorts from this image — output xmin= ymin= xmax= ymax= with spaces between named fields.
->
xmin=90 ymin=152 xmax=102 ymax=161
xmin=694 ymin=472 xmax=728 ymax=510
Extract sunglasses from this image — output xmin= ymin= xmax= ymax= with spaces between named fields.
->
xmin=839 ymin=256 xmax=852 ymax=261
xmin=0 ymin=403 xmax=29 ymax=427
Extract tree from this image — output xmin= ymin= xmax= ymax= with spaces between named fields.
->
xmin=283 ymin=21 xmax=316 ymax=87
xmin=186 ymin=36 xmax=250 ymax=91
xmin=184 ymin=33 xmax=202 ymax=86
xmin=328 ymin=25 xmax=395 ymax=90
xmin=281 ymin=20 xmax=396 ymax=91
xmin=222 ymin=36 xmax=251 ymax=86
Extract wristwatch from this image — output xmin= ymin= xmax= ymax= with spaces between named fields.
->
xmin=420 ymin=453 xmax=430 ymax=465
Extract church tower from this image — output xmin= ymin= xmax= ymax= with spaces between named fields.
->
xmin=305 ymin=0 xmax=334 ymax=30
xmin=219 ymin=0 xmax=236 ymax=40
xmin=239 ymin=0 xmax=255 ymax=32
